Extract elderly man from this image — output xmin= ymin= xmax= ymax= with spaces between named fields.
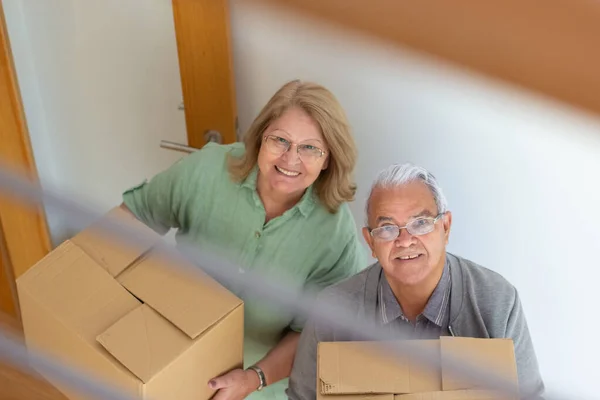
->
xmin=287 ymin=163 xmax=544 ymax=400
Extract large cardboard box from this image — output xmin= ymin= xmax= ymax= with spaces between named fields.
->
xmin=317 ymin=337 xmax=519 ymax=400
xmin=16 ymin=207 xmax=244 ymax=400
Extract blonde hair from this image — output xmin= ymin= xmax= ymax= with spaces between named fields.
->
xmin=228 ymin=79 xmax=357 ymax=213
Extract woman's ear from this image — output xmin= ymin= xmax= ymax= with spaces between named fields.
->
xmin=321 ymin=155 xmax=330 ymax=170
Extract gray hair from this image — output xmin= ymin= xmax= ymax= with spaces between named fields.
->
xmin=365 ymin=163 xmax=448 ymax=225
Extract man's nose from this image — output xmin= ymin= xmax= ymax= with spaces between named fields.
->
xmin=395 ymin=228 xmax=416 ymax=247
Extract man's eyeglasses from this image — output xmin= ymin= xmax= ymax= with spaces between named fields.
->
xmin=263 ymin=135 xmax=326 ymax=163
xmin=369 ymin=213 xmax=445 ymax=242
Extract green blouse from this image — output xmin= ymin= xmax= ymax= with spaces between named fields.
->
xmin=122 ymin=142 xmax=366 ymax=400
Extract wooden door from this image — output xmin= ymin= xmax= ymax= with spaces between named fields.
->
xmin=172 ymin=0 xmax=238 ymax=148
xmin=0 ymin=1 xmax=52 ymax=325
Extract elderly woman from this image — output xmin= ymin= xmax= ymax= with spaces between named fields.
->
xmin=119 ymin=80 xmax=365 ymax=400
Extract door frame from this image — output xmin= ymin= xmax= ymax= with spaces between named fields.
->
xmin=0 ymin=1 xmax=52 ymax=323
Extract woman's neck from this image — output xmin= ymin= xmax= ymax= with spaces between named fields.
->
xmin=256 ymin=174 xmax=304 ymax=222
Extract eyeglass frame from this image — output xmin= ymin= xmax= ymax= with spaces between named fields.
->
xmin=368 ymin=212 xmax=446 ymax=241
xmin=262 ymin=134 xmax=327 ymax=161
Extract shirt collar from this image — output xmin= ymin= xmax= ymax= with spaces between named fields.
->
xmin=241 ymin=165 xmax=259 ymax=190
xmin=241 ymin=165 xmax=316 ymax=218
xmin=379 ymin=260 xmax=451 ymax=326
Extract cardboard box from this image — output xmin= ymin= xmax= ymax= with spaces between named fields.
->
xmin=16 ymin=207 xmax=244 ymax=400
xmin=316 ymin=337 xmax=519 ymax=400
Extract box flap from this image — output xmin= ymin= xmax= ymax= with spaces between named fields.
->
xmin=116 ymin=249 xmax=243 ymax=339
xmin=16 ymin=240 xmax=141 ymax=343
xmin=97 ymin=304 xmax=192 ymax=383
xmin=440 ymin=337 xmax=518 ymax=395
xmin=317 ymin=338 xmax=517 ymax=397
xmin=71 ymin=207 xmax=160 ymax=277
xmin=318 ymin=341 xmax=441 ymax=395
xmin=395 ymin=390 xmax=509 ymax=400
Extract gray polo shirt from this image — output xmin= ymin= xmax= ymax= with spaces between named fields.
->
xmin=378 ymin=262 xmax=451 ymax=339
xmin=287 ymin=253 xmax=545 ymax=400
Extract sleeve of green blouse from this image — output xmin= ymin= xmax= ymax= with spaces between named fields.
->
xmin=122 ymin=152 xmax=200 ymax=235
xmin=289 ymin=230 xmax=368 ymax=333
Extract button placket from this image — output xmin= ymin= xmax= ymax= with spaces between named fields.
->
xmin=250 ymin=228 xmax=264 ymax=264
xmin=256 ymin=229 xmax=264 ymax=251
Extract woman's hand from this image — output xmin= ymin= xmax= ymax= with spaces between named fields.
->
xmin=208 ymin=331 xmax=300 ymax=399
xmin=208 ymin=368 xmax=260 ymax=400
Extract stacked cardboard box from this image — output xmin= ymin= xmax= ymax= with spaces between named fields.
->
xmin=317 ymin=337 xmax=519 ymax=400
xmin=16 ymin=207 xmax=244 ymax=400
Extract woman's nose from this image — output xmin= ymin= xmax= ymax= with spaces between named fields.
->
xmin=281 ymin=145 xmax=301 ymax=165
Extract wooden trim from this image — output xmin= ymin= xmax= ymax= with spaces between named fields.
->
xmin=0 ymin=215 xmax=19 ymax=321
xmin=172 ymin=0 xmax=238 ymax=148
xmin=249 ymin=0 xmax=600 ymax=116
xmin=0 ymin=309 xmax=22 ymax=333
xmin=0 ymin=2 xmax=51 ymax=280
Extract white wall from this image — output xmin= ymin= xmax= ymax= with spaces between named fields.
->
xmin=4 ymin=0 xmax=187 ymax=245
xmin=5 ymin=0 xmax=599 ymax=398
xmin=230 ymin=2 xmax=600 ymax=398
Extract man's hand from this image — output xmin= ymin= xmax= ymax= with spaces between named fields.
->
xmin=208 ymin=368 xmax=260 ymax=400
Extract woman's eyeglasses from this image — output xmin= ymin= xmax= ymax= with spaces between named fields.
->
xmin=263 ymin=135 xmax=326 ymax=163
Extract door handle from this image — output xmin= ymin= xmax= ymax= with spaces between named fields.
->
xmin=204 ymin=130 xmax=223 ymax=144
xmin=160 ymin=140 xmax=198 ymax=153
xmin=160 ymin=130 xmax=223 ymax=154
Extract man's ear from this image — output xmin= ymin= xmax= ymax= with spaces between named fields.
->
xmin=362 ymin=227 xmax=377 ymax=258
xmin=442 ymin=211 xmax=452 ymax=244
